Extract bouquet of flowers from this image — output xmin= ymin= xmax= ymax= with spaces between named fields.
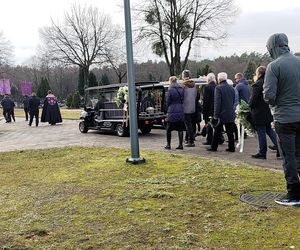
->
xmin=116 ymin=86 xmax=128 ymax=107
xmin=235 ymin=100 xmax=256 ymax=134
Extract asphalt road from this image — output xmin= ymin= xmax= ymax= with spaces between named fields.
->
xmin=0 ymin=117 xmax=282 ymax=170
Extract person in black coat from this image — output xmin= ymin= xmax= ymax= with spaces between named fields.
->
xmin=1 ymin=94 xmax=15 ymax=123
xmin=202 ymin=73 xmax=217 ymax=145
xmin=207 ymin=72 xmax=236 ymax=152
xmin=23 ymin=95 xmax=30 ymax=121
xmin=249 ymin=66 xmax=278 ymax=159
xmin=28 ymin=92 xmax=41 ymax=127
xmin=41 ymin=90 xmax=62 ymax=125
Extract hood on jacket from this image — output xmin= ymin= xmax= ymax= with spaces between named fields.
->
xmin=183 ymin=79 xmax=195 ymax=88
xmin=266 ymin=33 xmax=290 ymax=59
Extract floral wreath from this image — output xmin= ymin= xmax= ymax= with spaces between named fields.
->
xmin=115 ymin=86 xmax=128 ymax=107
xmin=235 ymin=100 xmax=256 ymax=134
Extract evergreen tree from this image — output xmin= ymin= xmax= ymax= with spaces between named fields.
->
xmin=66 ymin=93 xmax=73 ymax=108
xmin=244 ymin=60 xmax=257 ymax=81
xmin=72 ymin=91 xmax=81 ymax=108
xmin=100 ymin=74 xmax=110 ymax=85
xmin=78 ymin=67 xmax=85 ymax=96
xmin=148 ymin=73 xmax=156 ymax=81
xmin=37 ymin=77 xmax=50 ymax=98
xmin=88 ymin=71 xmax=98 ymax=87
xmin=197 ymin=64 xmax=212 ymax=77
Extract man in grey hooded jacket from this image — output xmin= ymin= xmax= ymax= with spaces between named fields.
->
xmin=263 ymin=33 xmax=300 ymax=206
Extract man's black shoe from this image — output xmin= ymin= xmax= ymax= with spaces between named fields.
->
xmin=164 ymin=145 xmax=171 ymax=150
xmin=225 ymin=148 xmax=235 ymax=152
xmin=176 ymin=145 xmax=183 ymax=150
xmin=251 ymin=153 xmax=266 ymax=159
xmin=268 ymin=145 xmax=278 ymax=151
xmin=206 ymin=148 xmax=217 ymax=152
xmin=218 ymin=140 xmax=224 ymax=145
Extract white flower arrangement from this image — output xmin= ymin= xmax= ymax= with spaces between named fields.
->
xmin=115 ymin=86 xmax=128 ymax=107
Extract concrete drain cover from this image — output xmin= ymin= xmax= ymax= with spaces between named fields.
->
xmin=240 ymin=191 xmax=286 ymax=208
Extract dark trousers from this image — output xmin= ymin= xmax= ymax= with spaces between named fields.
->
xmin=256 ymin=123 xmax=277 ymax=156
xmin=3 ymin=109 xmax=12 ymax=122
xmin=206 ymin=124 xmax=213 ymax=144
xmin=29 ymin=113 xmax=39 ymax=126
xmin=212 ymin=122 xmax=235 ymax=151
xmin=166 ymin=123 xmax=184 ymax=147
xmin=184 ymin=113 xmax=196 ymax=143
xmin=275 ymin=122 xmax=300 ymax=187
xmin=24 ymin=108 xmax=29 ymax=121
xmin=11 ymin=110 xmax=15 ymax=122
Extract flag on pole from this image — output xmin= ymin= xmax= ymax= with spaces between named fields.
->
xmin=21 ymin=80 xmax=32 ymax=96
xmin=0 ymin=79 xmax=11 ymax=95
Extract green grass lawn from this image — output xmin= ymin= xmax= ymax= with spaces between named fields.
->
xmin=0 ymin=147 xmax=299 ymax=249
xmin=4 ymin=108 xmax=81 ymax=120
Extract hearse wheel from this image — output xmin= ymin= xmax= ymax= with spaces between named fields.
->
xmin=115 ymin=123 xmax=128 ymax=137
xmin=79 ymin=121 xmax=88 ymax=133
xmin=140 ymin=125 xmax=152 ymax=134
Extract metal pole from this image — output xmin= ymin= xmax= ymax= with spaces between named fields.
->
xmin=124 ymin=0 xmax=145 ymax=164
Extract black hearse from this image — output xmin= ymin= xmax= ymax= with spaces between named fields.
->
xmin=79 ymin=82 xmax=166 ymax=136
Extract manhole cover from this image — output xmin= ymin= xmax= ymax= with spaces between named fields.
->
xmin=240 ymin=191 xmax=286 ymax=208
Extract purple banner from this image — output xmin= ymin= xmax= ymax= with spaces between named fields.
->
xmin=21 ymin=80 xmax=32 ymax=96
xmin=0 ymin=79 xmax=11 ymax=95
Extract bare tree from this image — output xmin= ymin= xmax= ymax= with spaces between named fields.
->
xmin=0 ymin=31 xmax=13 ymax=66
xmin=135 ymin=0 xmax=238 ymax=76
xmin=104 ymin=27 xmax=127 ymax=83
xmin=39 ymin=4 xmax=116 ymax=88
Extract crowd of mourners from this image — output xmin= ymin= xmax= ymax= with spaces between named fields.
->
xmin=1 ymin=33 xmax=300 ymax=207
xmin=1 ymin=90 xmax=62 ymax=126
xmin=166 ymin=33 xmax=300 ymax=206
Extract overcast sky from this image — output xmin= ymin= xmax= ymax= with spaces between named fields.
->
xmin=1 ymin=0 xmax=300 ymax=65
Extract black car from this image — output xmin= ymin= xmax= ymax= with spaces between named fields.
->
xmin=79 ymin=82 xmax=166 ymax=136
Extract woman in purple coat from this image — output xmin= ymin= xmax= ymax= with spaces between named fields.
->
xmin=165 ymin=76 xmax=185 ymax=150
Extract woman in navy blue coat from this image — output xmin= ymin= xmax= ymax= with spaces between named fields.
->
xmin=165 ymin=76 xmax=185 ymax=150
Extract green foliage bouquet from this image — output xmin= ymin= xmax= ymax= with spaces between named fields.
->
xmin=235 ymin=100 xmax=256 ymax=134
xmin=116 ymin=86 xmax=128 ymax=107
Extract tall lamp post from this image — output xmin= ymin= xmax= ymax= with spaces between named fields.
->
xmin=124 ymin=0 xmax=145 ymax=164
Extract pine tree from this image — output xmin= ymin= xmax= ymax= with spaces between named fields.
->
xmin=100 ymin=74 xmax=110 ymax=85
xmin=66 ymin=93 xmax=73 ymax=108
xmin=72 ymin=91 xmax=81 ymax=108
xmin=244 ymin=60 xmax=257 ymax=81
xmin=78 ymin=67 xmax=85 ymax=96
xmin=197 ymin=64 xmax=212 ymax=77
xmin=88 ymin=71 xmax=98 ymax=87
xmin=37 ymin=77 xmax=50 ymax=98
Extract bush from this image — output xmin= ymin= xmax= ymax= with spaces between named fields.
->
xmin=72 ymin=91 xmax=81 ymax=108
xmin=66 ymin=94 xmax=73 ymax=108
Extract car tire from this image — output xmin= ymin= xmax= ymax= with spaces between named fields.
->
xmin=79 ymin=121 xmax=88 ymax=133
xmin=115 ymin=124 xmax=128 ymax=137
xmin=140 ymin=125 xmax=152 ymax=134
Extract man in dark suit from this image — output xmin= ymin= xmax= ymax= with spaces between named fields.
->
xmin=1 ymin=94 xmax=15 ymax=123
xmin=28 ymin=92 xmax=40 ymax=127
xmin=207 ymin=72 xmax=236 ymax=152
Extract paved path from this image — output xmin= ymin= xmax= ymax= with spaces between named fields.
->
xmin=0 ymin=117 xmax=282 ymax=170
